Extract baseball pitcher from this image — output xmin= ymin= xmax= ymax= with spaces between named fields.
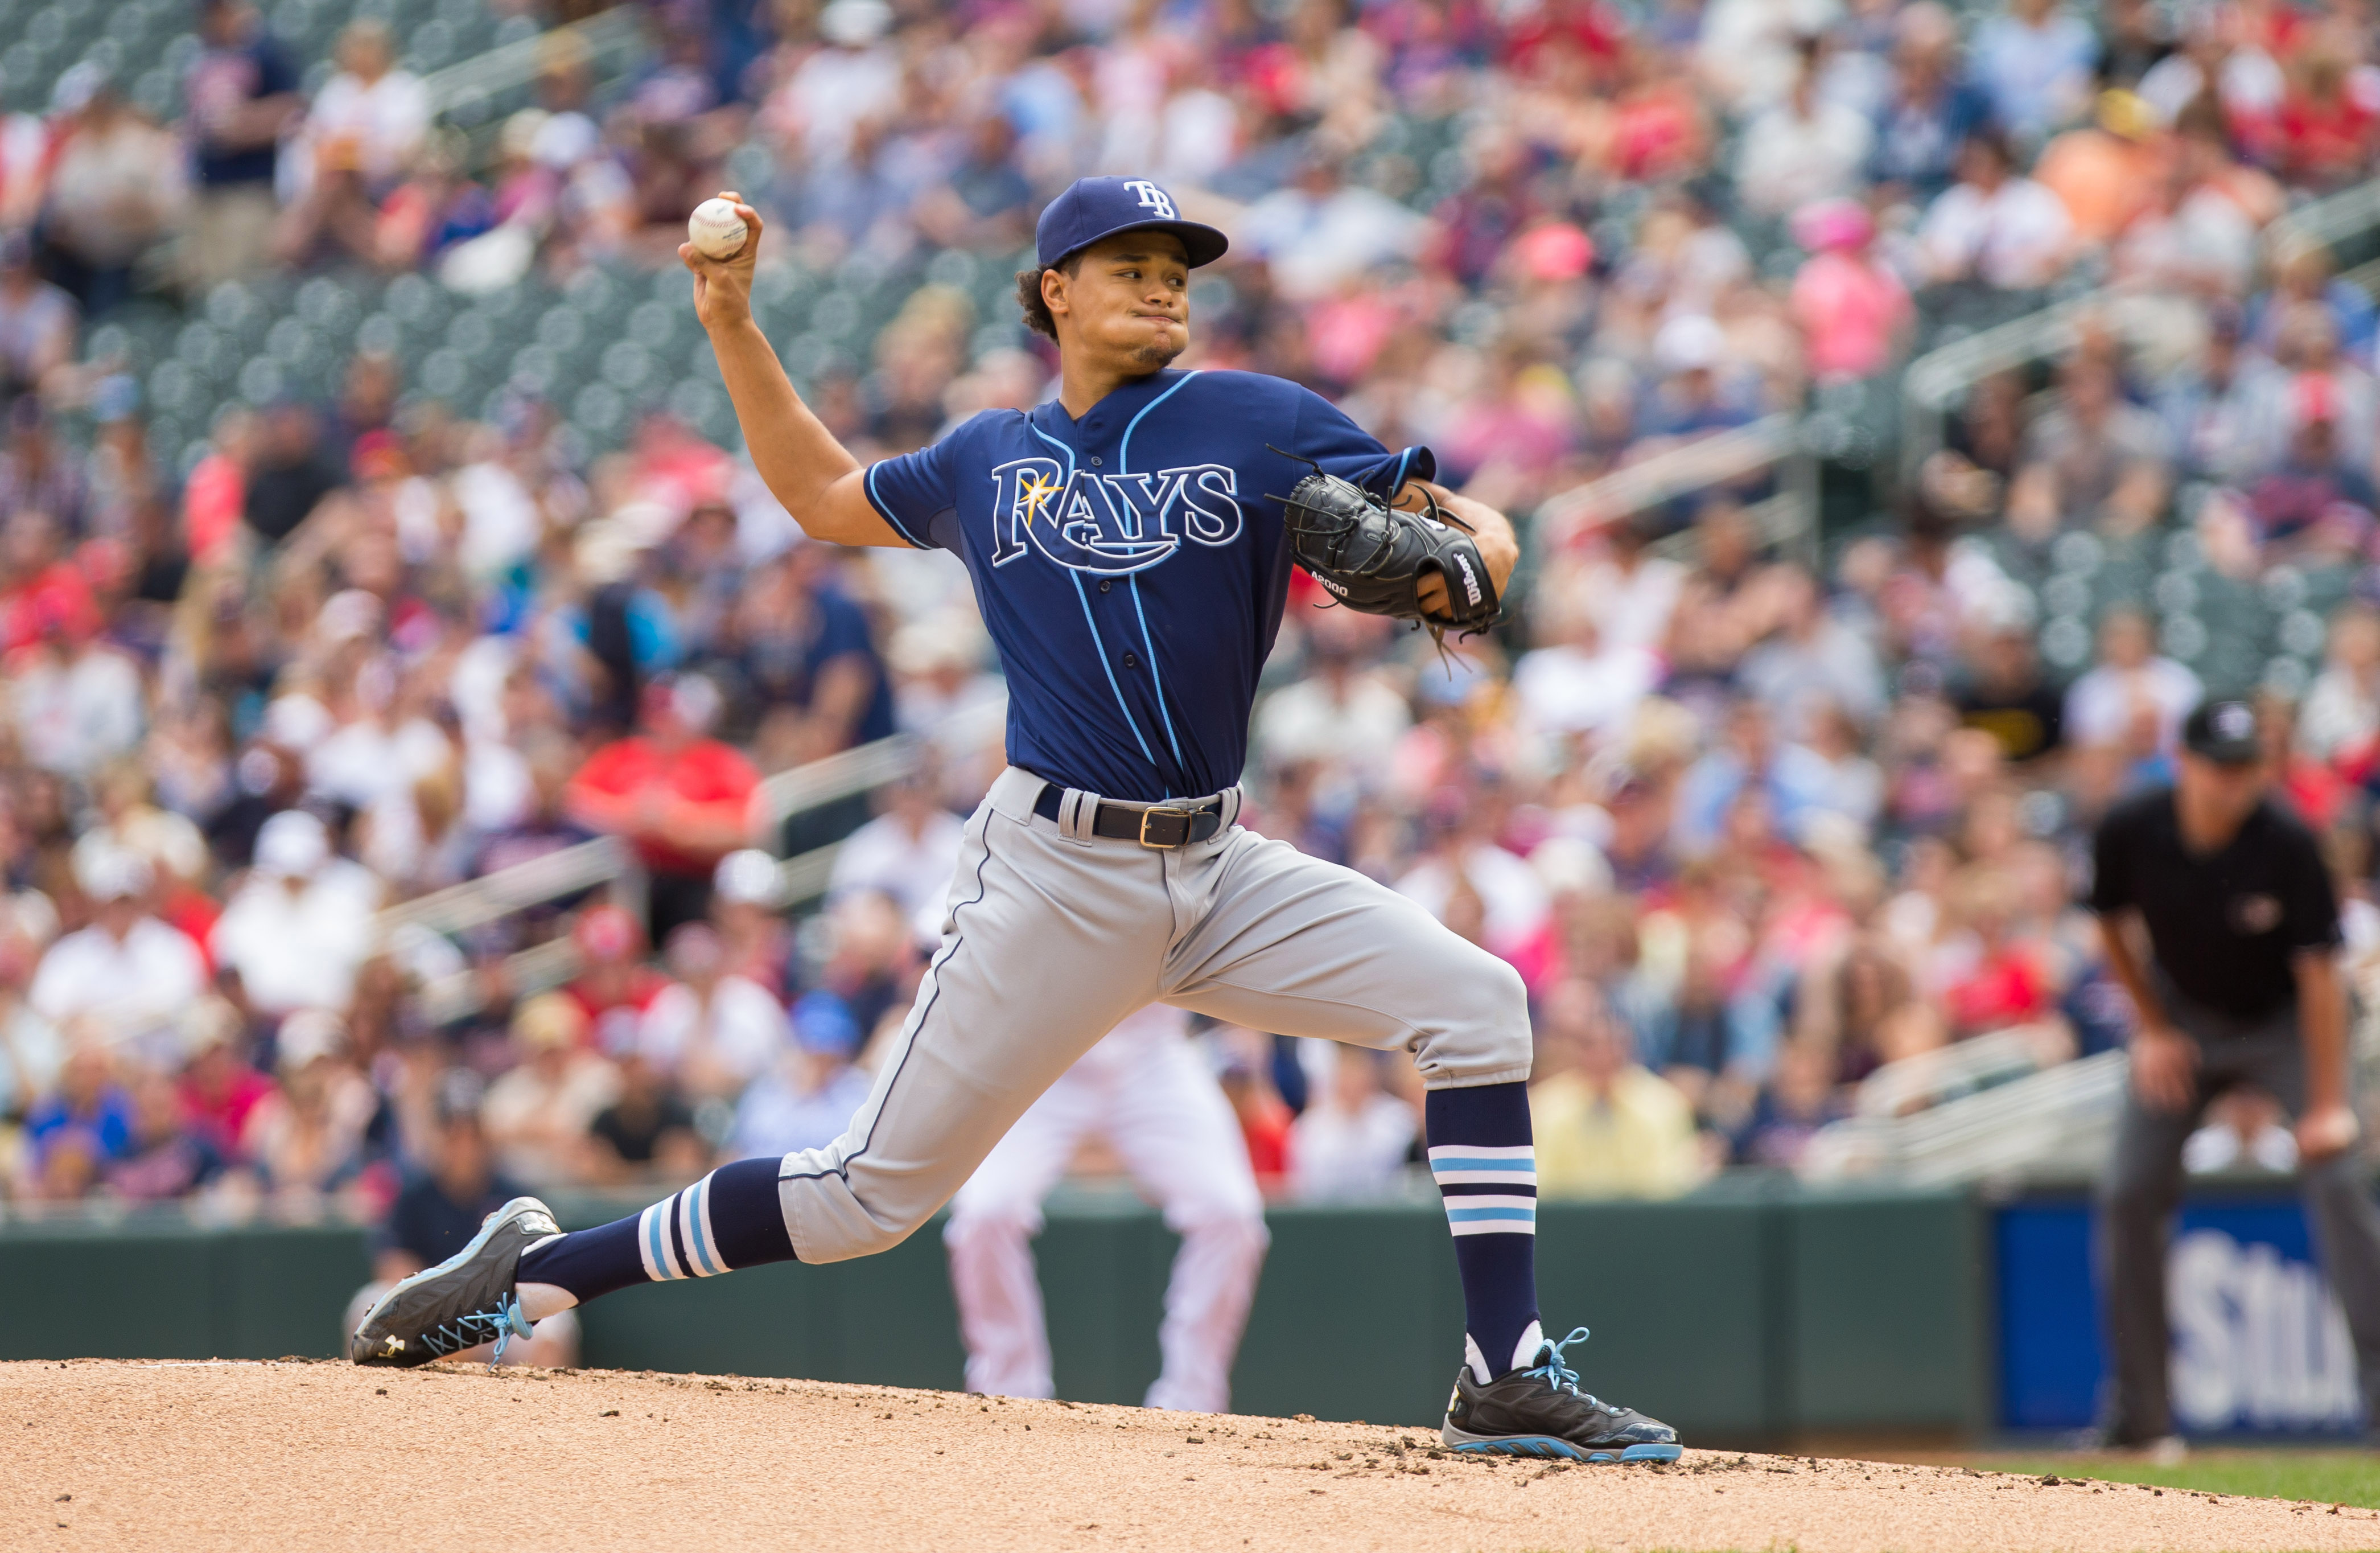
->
xmin=352 ymin=176 xmax=1680 ymax=1461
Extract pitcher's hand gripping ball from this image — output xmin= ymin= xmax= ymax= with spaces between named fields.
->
xmin=1273 ymin=454 xmax=1501 ymax=642
xmin=687 ymin=198 xmax=750 ymax=260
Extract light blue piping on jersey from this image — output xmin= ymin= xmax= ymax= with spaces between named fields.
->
xmin=1115 ymin=371 xmax=1199 ymax=784
xmin=863 ymin=461 xmax=930 ymax=549
xmin=1127 ymin=578 xmax=1184 ymax=775
xmin=1071 ymin=570 xmax=1160 ymax=780
xmin=1115 ymin=369 xmax=1199 ymax=475
xmin=1030 ymin=421 xmax=1165 ymax=791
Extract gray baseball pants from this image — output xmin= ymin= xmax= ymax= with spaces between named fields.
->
xmin=2098 ymin=974 xmax=2380 ymax=1438
xmin=775 ymin=766 xmax=1532 ymax=1263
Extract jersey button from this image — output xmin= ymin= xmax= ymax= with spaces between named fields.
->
xmin=1122 ymin=652 xmax=1139 ymax=669
xmin=1099 ymin=580 xmax=1110 ymax=593
xmin=1090 ymin=456 xmax=1102 ymax=466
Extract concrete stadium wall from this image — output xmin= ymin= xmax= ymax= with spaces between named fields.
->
xmin=0 ymin=1185 xmax=1987 ymax=1443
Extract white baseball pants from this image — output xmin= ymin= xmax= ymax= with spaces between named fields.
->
xmin=773 ymin=767 xmax=1531 ymax=1266
xmin=944 ymin=1003 xmax=1267 ymax=1413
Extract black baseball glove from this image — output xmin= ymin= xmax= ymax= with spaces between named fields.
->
xmin=1273 ymin=457 xmax=1502 ymax=640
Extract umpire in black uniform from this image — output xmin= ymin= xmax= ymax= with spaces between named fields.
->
xmin=2090 ymin=698 xmax=2380 ymax=1447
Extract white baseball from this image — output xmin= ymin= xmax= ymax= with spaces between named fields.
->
xmin=687 ymin=198 xmax=749 ymax=260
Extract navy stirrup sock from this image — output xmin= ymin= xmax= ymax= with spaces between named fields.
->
xmin=1425 ymin=1082 xmax=1543 ymax=1383
xmin=517 ymin=1157 xmax=796 ymax=1303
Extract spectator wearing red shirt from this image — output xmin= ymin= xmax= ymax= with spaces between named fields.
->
xmin=1500 ymin=0 xmax=1623 ymax=77
xmin=2277 ymin=47 xmax=2379 ymax=191
xmin=561 ymin=905 xmax=670 ymax=1057
xmin=0 ymin=507 xmax=98 ymax=655
xmin=175 ymin=996 xmax=275 ymax=1162
xmin=1218 ymin=1049 xmax=1293 ymax=1190
xmin=566 ymin=673 xmax=761 ymax=946
xmin=1939 ymin=866 xmax=2057 ymax=1037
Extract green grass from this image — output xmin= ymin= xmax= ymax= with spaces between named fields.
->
xmin=1966 ymin=1451 xmax=2380 ymax=1508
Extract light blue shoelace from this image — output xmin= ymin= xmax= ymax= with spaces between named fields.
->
xmin=1525 ymin=1326 xmax=1598 ymax=1402
xmin=415 ymin=1295 xmax=532 ymax=1369
xmin=487 ymin=1295 xmax=530 ymax=1369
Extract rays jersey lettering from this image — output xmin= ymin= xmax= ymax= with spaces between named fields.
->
xmin=861 ymin=368 xmax=1433 ymax=801
xmin=986 ymin=459 xmax=1242 ymax=573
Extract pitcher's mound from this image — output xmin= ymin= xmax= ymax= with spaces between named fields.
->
xmin=7 ymin=1359 xmax=2374 ymax=1551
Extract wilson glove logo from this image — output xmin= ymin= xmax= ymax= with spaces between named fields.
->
xmin=1453 ymin=553 xmax=1483 ymax=607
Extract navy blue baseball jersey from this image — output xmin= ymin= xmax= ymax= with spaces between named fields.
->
xmin=864 ymin=367 xmax=1430 ymax=802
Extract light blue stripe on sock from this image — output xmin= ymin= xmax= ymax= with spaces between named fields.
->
xmin=1445 ymin=1205 xmax=1538 ymax=1223
xmin=1430 ymin=1157 xmax=1537 ymax=1172
xmin=644 ymin=1203 xmax=676 ymax=1280
xmin=685 ymin=1174 xmax=724 ymax=1276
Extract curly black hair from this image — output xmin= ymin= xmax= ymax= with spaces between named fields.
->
xmin=1013 ymin=253 xmax=1085 ymax=342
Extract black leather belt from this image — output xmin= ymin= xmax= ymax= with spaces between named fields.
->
xmin=1032 ymin=783 xmax=1225 ymax=848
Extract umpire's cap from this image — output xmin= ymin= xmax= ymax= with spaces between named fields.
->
xmin=1035 ymin=176 xmax=1229 ymax=270
xmin=2183 ymin=698 xmax=2263 ymax=765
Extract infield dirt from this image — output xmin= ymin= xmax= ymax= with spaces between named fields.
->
xmin=7 ymin=1358 xmax=2378 ymax=1552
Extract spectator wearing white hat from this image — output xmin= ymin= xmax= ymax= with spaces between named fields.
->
xmin=0 ymin=892 xmax=61 ymax=1128
xmin=28 ymin=846 xmax=205 ymax=1069
xmin=481 ymin=993 xmax=618 ymax=1189
xmin=296 ymin=21 xmax=429 ymax=193
xmin=239 ymin=1007 xmax=377 ymax=1198
xmin=1254 ymin=609 xmax=1413 ymax=780
xmin=1287 ymin=1046 xmax=1418 ymax=1201
xmin=711 ymin=848 xmax=793 ymax=996
xmin=39 ymin=68 xmax=187 ymax=317
xmin=1637 ymin=314 xmax=1761 ymax=442
xmin=887 ymin=618 xmax=1006 ymax=801
xmin=1916 ymin=128 xmax=2075 ymax=291
xmin=1735 ymin=36 xmax=1876 ymax=218
xmin=635 ymin=923 xmax=789 ymax=1103
xmin=0 ymin=230 xmax=76 ymax=400
xmin=766 ymin=0 xmax=901 ymax=167
xmin=2062 ymin=606 xmax=2204 ymax=758
xmin=208 ymin=810 xmax=382 ymax=1018
xmin=72 ymin=762 xmax=209 ymax=895
xmin=1970 ymin=0 xmax=2098 ymax=142
xmin=1511 ymin=597 xmax=1662 ymax=744
xmin=726 ymin=991 xmax=871 ymax=1160
xmin=826 ymin=766 xmax=966 ymax=943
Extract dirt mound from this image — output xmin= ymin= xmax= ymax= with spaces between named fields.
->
xmin=7 ymin=1359 xmax=2375 ymax=1551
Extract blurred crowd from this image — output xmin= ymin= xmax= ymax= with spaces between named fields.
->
xmin=1 ymin=0 xmax=2379 ymax=1239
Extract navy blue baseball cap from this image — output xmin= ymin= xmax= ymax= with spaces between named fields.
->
xmin=2183 ymin=699 xmax=2262 ymax=764
xmin=1035 ymin=176 xmax=1229 ymax=270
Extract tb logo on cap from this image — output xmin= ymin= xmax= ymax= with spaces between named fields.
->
xmin=1123 ymin=180 xmax=1177 ymax=219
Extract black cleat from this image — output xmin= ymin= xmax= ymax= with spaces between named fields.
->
xmin=1441 ymin=1326 xmax=1683 ymax=1462
xmin=350 ymin=1197 xmax=562 ymax=1367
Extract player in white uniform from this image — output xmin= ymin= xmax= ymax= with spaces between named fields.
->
xmin=946 ymin=1003 xmax=1266 ymax=1413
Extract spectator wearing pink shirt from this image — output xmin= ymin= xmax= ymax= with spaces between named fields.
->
xmin=1788 ymin=199 xmax=1912 ymax=384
